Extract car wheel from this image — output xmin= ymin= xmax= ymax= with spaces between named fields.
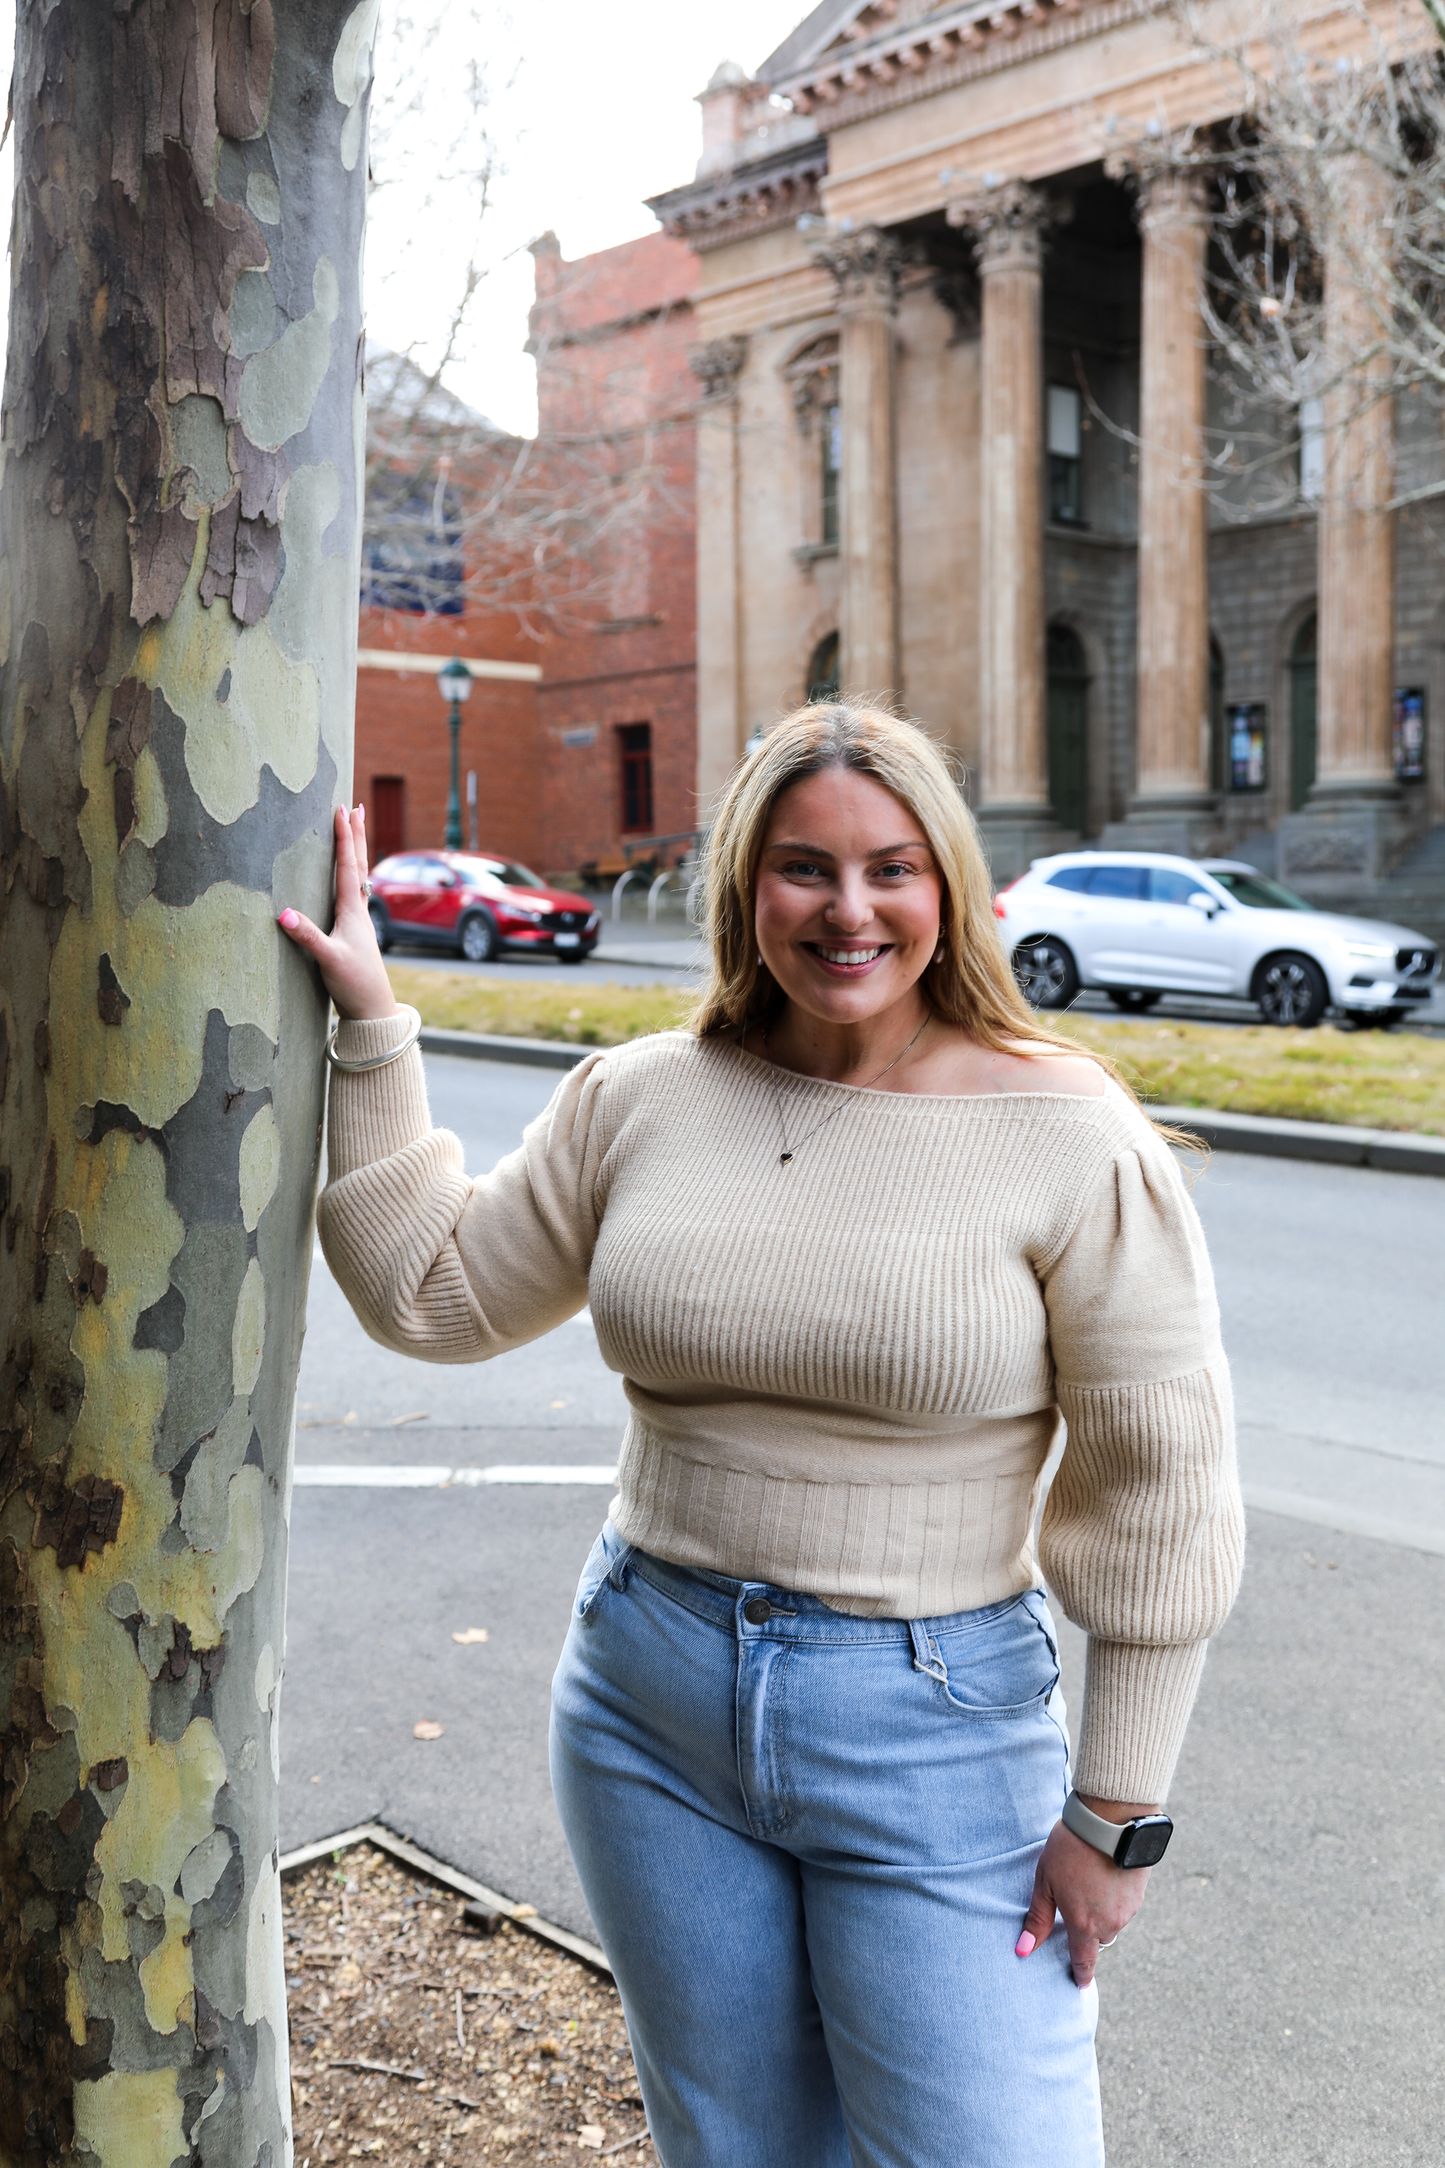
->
xmin=1105 ymin=988 xmax=1162 ymax=1013
xmin=1012 ymin=937 xmax=1079 ymax=1010
xmin=367 ymin=900 xmax=392 ymax=953
xmin=1254 ymin=952 xmax=1328 ymax=1028
xmin=458 ymin=911 xmax=497 ymax=964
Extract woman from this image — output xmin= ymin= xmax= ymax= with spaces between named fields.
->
xmin=281 ymin=703 xmax=1244 ymax=2168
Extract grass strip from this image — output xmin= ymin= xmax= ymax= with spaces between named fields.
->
xmin=386 ymin=968 xmax=692 ymax=1048
xmin=387 ymin=967 xmax=1445 ymax=1135
xmin=1055 ymin=1016 xmax=1445 ymax=1136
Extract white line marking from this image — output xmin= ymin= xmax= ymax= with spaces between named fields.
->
xmin=1242 ymin=1485 xmax=1445 ymax=1557
xmin=293 ymin=1464 xmax=618 ymax=1489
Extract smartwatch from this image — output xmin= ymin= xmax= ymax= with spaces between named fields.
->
xmin=1062 ymin=1790 xmax=1174 ymax=1869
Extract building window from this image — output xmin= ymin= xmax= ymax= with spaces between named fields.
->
xmin=369 ymin=776 xmax=406 ymax=862
xmin=807 ymin=632 xmax=840 ymax=704
xmin=362 ymin=483 xmax=464 ymax=615
xmin=821 ymin=393 xmax=842 ymax=547
xmin=1047 ymin=385 xmax=1083 ymax=525
xmin=619 ymin=723 xmax=654 ymax=834
xmin=1299 ymin=397 xmax=1325 ymax=502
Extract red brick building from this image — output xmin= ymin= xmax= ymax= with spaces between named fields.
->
xmin=528 ymin=229 xmax=699 ymax=877
xmin=353 ymin=229 xmax=699 ymax=883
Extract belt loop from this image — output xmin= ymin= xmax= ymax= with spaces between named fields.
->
xmin=607 ymin=1543 xmax=635 ymax=1594
xmin=908 ymin=1618 xmax=947 ymax=1683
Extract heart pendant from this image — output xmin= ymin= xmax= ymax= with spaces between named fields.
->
xmin=779 ymin=1152 xmax=793 ymax=1165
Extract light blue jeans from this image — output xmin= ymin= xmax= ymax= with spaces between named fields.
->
xmin=550 ymin=1523 xmax=1104 ymax=2168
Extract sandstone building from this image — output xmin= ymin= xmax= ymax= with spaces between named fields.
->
xmin=648 ymin=0 xmax=1445 ymax=920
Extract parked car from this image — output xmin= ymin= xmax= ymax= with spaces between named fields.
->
xmin=994 ymin=852 xmax=1439 ymax=1027
xmin=367 ymin=851 xmax=601 ymax=964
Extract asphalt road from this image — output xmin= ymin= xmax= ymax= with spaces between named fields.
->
xmin=283 ymin=1052 xmax=1445 ymax=2166
xmin=382 ymin=918 xmax=1445 ymax=1031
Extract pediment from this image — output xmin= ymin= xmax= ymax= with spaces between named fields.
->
xmin=764 ymin=0 xmax=1123 ymax=118
xmin=761 ymin=0 xmax=974 ymax=86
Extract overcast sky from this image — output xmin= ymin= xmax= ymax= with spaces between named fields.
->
xmin=370 ymin=0 xmax=805 ymax=435
xmin=0 ymin=2 xmax=805 ymax=438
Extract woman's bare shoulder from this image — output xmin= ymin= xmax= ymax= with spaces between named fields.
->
xmin=916 ymin=1029 xmax=1108 ymax=1100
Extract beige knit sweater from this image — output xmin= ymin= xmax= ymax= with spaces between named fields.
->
xmin=320 ymin=1019 xmax=1244 ymax=1803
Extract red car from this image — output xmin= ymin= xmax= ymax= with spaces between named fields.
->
xmin=367 ymin=851 xmax=601 ymax=965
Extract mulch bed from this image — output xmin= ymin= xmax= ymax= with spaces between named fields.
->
xmin=285 ymin=1843 xmax=654 ymax=2162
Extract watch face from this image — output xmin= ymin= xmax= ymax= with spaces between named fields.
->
xmin=1117 ymin=1815 xmax=1173 ymax=1870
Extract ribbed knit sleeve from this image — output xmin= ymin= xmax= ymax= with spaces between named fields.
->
xmin=1039 ymin=1121 xmax=1245 ymax=1804
xmin=317 ymin=1018 xmax=608 ymax=1362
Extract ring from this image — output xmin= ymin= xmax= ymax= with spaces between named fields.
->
xmin=1098 ymin=1936 xmax=1118 ymax=1949
xmin=361 ymin=879 xmax=372 ymax=899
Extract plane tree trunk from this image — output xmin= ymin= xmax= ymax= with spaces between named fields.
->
xmin=0 ymin=3 xmax=373 ymax=2161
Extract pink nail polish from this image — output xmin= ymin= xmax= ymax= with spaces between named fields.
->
xmin=279 ymin=909 xmax=298 ymax=930
xmin=1015 ymin=1931 xmax=1036 ymax=1958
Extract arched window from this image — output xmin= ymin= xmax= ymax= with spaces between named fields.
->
xmin=1046 ymin=623 xmax=1088 ymax=833
xmin=1289 ymin=612 xmax=1317 ymax=810
xmin=785 ymin=336 xmax=841 ymax=553
xmin=806 ymin=632 xmax=840 ymax=704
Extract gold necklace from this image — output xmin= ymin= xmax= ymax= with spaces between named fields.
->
xmin=749 ymin=1012 xmax=932 ymax=1167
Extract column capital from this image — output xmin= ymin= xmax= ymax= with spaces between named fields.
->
xmin=689 ymin=334 xmax=748 ymax=401
xmin=1133 ymin=167 xmax=1212 ymax=235
xmin=947 ymin=179 xmax=1051 ymax=278
xmin=806 ymin=224 xmax=903 ymax=314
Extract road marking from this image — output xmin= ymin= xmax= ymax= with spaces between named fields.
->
xmin=293 ymin=1463 xmax=618 ymax=1488
xmin=1242 ymin=1484 xmax=1445 ymax=1557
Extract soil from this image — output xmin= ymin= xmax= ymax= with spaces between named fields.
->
xmin=284 ymin=1844 xmax=653 ymax=2163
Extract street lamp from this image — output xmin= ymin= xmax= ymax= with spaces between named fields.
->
xmin=437 ymin=657 xmax=472 ymax=849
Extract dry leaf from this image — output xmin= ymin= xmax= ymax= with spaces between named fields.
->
xmin=577 ymin=2128 xmax=606 ymax=2151
xmin=511 ymin=1903 xmax=538 ymax=1920
xmin=451 ymin=1628 xmax=489 ymax=1644
xmin=413 ymin=1720 xmax=445 ymax=1740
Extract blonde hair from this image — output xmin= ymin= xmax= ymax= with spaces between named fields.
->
xmin=693 ymin=700 xmax=1089 ymax=1062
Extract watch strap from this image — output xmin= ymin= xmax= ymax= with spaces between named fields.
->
xmin=1062 ymin=1789 xmax=1140 ymax=1864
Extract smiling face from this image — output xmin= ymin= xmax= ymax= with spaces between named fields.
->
xmin=754 ymin=765 xmax=944 ymax=1031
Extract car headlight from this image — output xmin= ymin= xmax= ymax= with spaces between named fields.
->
xmin=1344 ymin=941 xmax=1396 ymax=961
xmin=507 ymin=905 xmax=544 ymax=922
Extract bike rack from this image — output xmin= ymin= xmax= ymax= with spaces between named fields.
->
xmin=611 ymin=869 xmax=645 ymax=921
xmin=647 ymin=869 xmax=688 ymax=923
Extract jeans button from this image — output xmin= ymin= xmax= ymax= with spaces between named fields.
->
xmin=742 ymin=1596 xmax=771 ymax=1625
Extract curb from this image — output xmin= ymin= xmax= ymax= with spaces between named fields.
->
xmin=417 ymin=1029 xmax=1445 ymax=1177
xmin=279 ymin=1819 xmax=611 ymax=1974
xmin=420 ymin=1027 xmax=586 ymax=1071
xmin=1150 ymin=1103 xmax=1445 ymax=1177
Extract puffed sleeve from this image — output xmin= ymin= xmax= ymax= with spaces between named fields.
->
xmin=316 ymin=1013 xmax=610 ymax=1363
xmin=1039 ymin=1116 xmax=1245 ymax=1803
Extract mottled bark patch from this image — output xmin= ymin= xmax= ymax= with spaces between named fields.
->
xmin=32 ymin=1472 xmax=126 ymax=1570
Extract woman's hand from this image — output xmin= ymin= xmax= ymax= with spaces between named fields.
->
xmin=278 ymin=803 xmax=399 ymax=1022
xmin=1016 ymin=1796 xmax=1157 ymax=1990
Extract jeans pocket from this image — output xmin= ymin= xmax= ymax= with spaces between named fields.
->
xmin=574 ymin=1520 xmax=634 ymax=1623
xmin=920 ymin=1595 xmax=1061 ymax=1719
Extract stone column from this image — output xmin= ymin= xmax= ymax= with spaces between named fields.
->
xmin=1278 ymin=159 xmax=1404 ymax=890
xmin=810 ymin=227 xmax=901 ymax=695
xmin=953 ymin=181 xmax=1064 ymax=877
xmin=1126 ymin=171 xmax=1216 ymax=851
xmin=691 ymin=335 xmax=748 ymax=810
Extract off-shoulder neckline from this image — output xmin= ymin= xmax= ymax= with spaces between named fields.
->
xmin=713 ymin=1034 xmax=1123 ymax=1112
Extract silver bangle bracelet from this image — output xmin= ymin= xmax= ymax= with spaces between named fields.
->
xmin=324 ymin=1004 xmax=422 ymax=1073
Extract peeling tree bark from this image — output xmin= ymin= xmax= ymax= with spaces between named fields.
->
xmin=0 ymin=4 xmax=374 ymax=2162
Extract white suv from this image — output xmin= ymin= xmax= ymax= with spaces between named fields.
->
xmin=994 ymin=852 xmax=1439 ymax=1027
